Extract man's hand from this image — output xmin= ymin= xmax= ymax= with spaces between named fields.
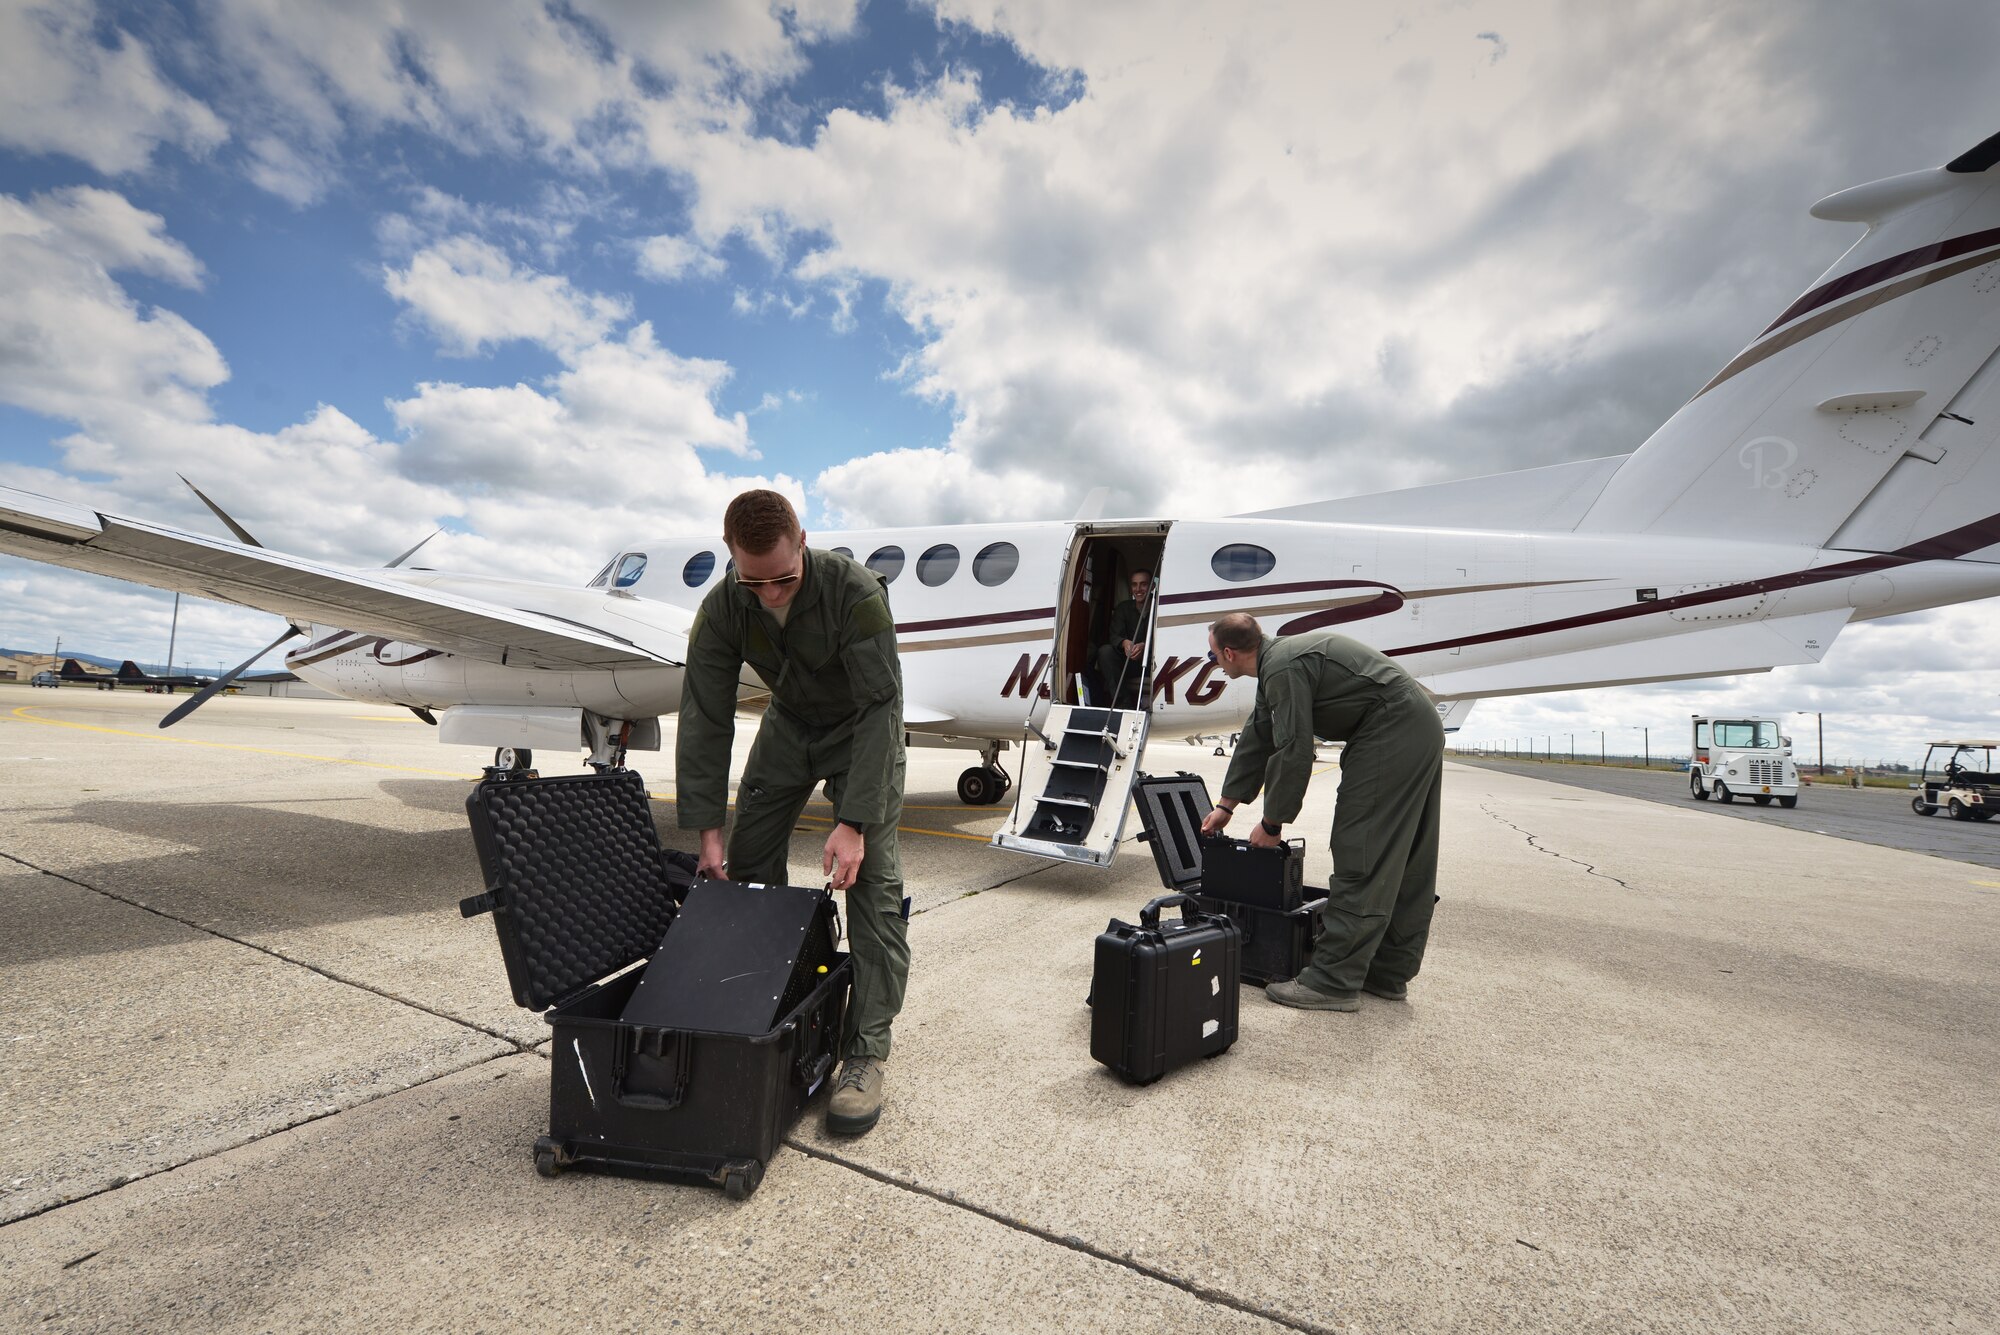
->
xmin=1122 ymin=639 xmax=1142 ymax=660
xmin=697 ymin=828 xmax=727 ymax=880
xmin=824 ymin=822 xmax=865 ymax=892
xmin=1248 ymin=820 xmax=1281 ymax=849
xmin=1200 ymin=804 xmax=1232 ymax=836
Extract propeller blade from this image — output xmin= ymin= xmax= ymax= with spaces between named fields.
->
xmin=385 ymin=529 xmax=441 ymax=569
xmin=178 ymin=473 xmax=263 ymax=548
xmin=159 ymin=625 xmax=303 ymax=729
xmin=408 ymin=706 xmax=437 ymax=725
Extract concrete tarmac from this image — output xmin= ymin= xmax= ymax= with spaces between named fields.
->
xmin=1453 ymin=755 xmax=2000 ymax=870
xmin=1 ymin=688 xmax=1995 ymax=1333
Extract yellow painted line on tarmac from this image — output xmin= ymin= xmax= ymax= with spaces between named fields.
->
xmin=7 ymin=705 xmax=476 ymax=780
xmin=1974 ymin=880 xmax=2000 ymax=889
xmin=795 ymin=812 xmax=995 ymax=844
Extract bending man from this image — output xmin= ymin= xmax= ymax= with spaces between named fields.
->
xmin=1199 ymin=612 xmax=1444 ymax=1011
xmin=677 ymin=489 xmax=909 ymax=1134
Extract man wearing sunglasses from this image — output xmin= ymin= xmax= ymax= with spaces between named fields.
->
xmin=677 ymin=489 xmax=908 ymax=1136
xmin=1198 ymin=612 xmax=1444 ymax=1012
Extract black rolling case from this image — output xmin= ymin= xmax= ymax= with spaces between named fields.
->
xmin=460 ymin=769 xmax=850 ymax=1200
xmin=1090 ymin=893 xmax=1240 ymax=1084
xmin=1132 ymin=771 xmax=1324 ymax=986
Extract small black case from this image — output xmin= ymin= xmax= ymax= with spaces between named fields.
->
xmin=461 ymin=768 xmax=849 ymax=1200
xmin=1090 ymin=893 xmax=1240 ymax=1084
xmin=1193 ymin=894 xmax=1327 ymax=987
xmin=1197 ymin=834 xmax=1307 ymax=912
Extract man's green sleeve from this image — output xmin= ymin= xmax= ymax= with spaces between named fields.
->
xmin=1221 ymin=695 xmax=1272 ymax=804
xmin=1256 ymin=667 xmax=1317 ymax=825
xmin=834 ymin=590 xmax=903 ymax=827
xmin=675 ymin=607 xmax=742 ymax=830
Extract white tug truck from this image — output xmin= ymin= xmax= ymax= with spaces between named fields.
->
xmin=1688 ymin=716 xmax=1800 ymax=808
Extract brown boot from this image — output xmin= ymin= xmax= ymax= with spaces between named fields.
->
xmin=827 ymin=1057 xmax=885 ymax=1136
xmin=1265 ymin=978 xmax=1362 ymax=1011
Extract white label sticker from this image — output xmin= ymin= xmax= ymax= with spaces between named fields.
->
xmin=1210 ymin=975 xmax=1220 ymax=996
xmin=1201 ymin=1019 xmax=1220 ymax=1038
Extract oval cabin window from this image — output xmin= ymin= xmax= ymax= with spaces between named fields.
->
xmin=866 ymin=545 xmax=906 ymax=582
xmin=972 ymin=541 xmax=1019 ymax=586
xmin=916 ymin=544 xmax=960 ymax=586
xmin=682 ymin=551 xmax=716 ymax=587
xmin=830 ymin=546 xmax=854 ymax=559
xmin=1210 ymin=543 xmax=1275 ymax=582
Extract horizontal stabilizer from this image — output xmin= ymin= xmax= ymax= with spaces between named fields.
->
xmin=1415 ymin=608 xmax=1854 ymax=700
xmin=1238 ymin=455 xmax=1628 ymax=531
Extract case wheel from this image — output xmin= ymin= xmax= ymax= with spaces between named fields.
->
xmin=956 ymin=766 xmax=1008 ymax=806
xmin=495 ymin=746 xmax=534 ymax=773
xmin=721 ymin=1159 xmax=764 ymax=1201
xmin=533 ymin=1137 xmax=570 ymax=1178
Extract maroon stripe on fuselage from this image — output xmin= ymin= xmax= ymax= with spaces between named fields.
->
xmin=1761 ymin=225 xmax=2000 ymax=335
xmin=1384 ymin=510 xmax=2000 ymax=659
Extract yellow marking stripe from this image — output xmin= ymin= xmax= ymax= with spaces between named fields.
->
xmin=9 ymin=706 xmax=474 ymax=778
xmin=7 ymin=707 xmax=991 ymax=843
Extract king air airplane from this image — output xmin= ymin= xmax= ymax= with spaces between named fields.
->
xmin=10 ymin=134 xmax=2000 ymax=867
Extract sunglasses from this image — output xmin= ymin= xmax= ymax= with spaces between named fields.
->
xmin=735 ymin=570 xmax=801 ymax=589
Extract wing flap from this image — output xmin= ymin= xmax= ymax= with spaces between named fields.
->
xmin=0 ymin=486 xmax=677 ymax=671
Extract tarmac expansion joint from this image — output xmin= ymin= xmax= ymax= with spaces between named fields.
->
xmin=781 ymin=1136 xmax=1337 ymax=1335
xmin=1478 ymin=801 xmax=1635 ymax=891
xmin=0 ymin=848 xmax=537 ymax=1054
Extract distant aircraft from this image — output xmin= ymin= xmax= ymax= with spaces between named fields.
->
xmin=57 ymin=658 xmax=120 ymax=689
xmin=113 ymin=659 xmax=213 ymax=692
xmin=7 ymin=132 xmax=2000 ymax=866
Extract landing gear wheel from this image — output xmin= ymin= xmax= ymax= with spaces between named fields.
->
xmin=1913 ymin=795 xmax=1937 ymax=816
xmin=1950 ymin=798 xmax=1970 ymax=821
xmin=957 ymin=766 xmax=1003 ymax=805
xmin=1777 ymin=795 xmax=1798 ymax=809
xmin=495 ymin=746 xmax=533 ymax=773
xmin=1715 ymin=783 xmax=1734 ymax=804
xmin=720 ymin=1159 xmax=764 ymax=1201
xmin=1753 ymin=794 xmax=1773 ymax=806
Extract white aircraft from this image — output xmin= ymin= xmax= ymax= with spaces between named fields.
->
xmin=8 ymin=133 xmax=2000 ymax=866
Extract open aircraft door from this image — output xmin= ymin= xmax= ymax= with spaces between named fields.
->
xmin=993 ymin=521 xmax=1169 ymax=866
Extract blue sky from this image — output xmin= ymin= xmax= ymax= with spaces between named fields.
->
xmin=3 ymin=0 xmax=2000 ymax=762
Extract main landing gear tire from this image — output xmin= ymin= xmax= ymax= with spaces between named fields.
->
xmin=957 ymin=765 xmax=1010 ymax=806
xmin=1778 ymin=795 xmax=1798 ymax=809
xmin=1753 ymin=794 xmax=1773 ymax=806
xmin=1715 ymin=783 xmax=1735 ymax=804
xmin=1690 ymin=773 xmax=1709 ymax=801
xmin=495 ymin=746 xmax=533 ymax=773
xmin=1913 ymin=795 xmax=1937 ymax=816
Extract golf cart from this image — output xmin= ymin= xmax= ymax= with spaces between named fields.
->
xmin=1912 ymin=741 xmax=2000 ymax=820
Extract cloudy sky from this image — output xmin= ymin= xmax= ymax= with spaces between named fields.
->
xmin=3 ymin=0 xmax=1999 ymax=766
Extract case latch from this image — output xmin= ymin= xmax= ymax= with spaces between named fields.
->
xmin=459 ymin=890 xmax=498 ymax=918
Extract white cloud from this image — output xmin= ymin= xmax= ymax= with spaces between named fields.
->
xmin=383 ymin=236 xmax=632 ymax=357
xmin=0 ymin=1 xmax=227 ymax=175
xmin=637 ymin=232 xmax=726 ymax=282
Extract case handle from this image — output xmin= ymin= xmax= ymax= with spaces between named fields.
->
xmin=1139 ymin=892 xmax=1199 ymax=927
xmin=613 ymin=1028 xmax=691 ymax=1110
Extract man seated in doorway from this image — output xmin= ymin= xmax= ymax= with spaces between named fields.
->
xmin=1094 ymin=569 xmax=1154 ymax=708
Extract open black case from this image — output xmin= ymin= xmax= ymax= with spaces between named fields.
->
xmin=1130 ymin=771 xmax=1327 ymax=987
xmin=461 ymin=768 xmax=850 ymax=1200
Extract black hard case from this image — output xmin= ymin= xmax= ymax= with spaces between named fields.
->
xmin=461 ymin=769 xmax=849 ymax=1200
xmin=1090 ymin=893 xmax=1240 ymax=1084
xmin=1131 ymin=771 xmax=1322 ymax=987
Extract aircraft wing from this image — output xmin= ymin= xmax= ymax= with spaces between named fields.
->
xmin=1414 ymin=608 xmax=1854 ymax=700
xmin=0 ymin=486 xmax=677 ymax=671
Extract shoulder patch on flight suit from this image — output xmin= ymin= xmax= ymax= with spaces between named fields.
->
xmin=851 ymin=591 xmax=894 ymax=640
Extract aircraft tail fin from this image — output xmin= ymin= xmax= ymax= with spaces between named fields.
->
xmin=118 ymin=660 xmax=144 ymax=680
xmin=59 ymin=658 xmax=89 ymax=678
xmin=1579 ymin=132 xmax=2000 ymax=559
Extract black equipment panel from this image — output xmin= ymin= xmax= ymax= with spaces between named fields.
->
xmin=621 ymin=881 xmax=839 ymax=1034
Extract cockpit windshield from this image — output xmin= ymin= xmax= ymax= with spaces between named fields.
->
xmin=589 ymin=552 xmax=648 ymax=589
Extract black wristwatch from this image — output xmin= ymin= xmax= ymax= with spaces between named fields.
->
xmin=1260 ymin=819 xmax=1282 ymax=837
xmin=838 ymin=817 xmax=865 ymax=833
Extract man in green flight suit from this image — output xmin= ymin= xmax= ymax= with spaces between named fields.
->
xmin=1198 ymin=612 xmax=1445 ymax=1011
xmin=1095 ymin=569 xmax=1153 ymax=707
xmin=677 ymin=490 xmax=909 ymax=1134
